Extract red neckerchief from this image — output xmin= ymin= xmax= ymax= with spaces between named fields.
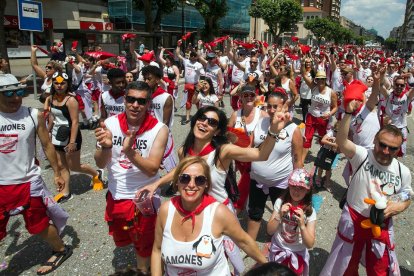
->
xmin=289 ymin=200 xmax=306 ymax=218
xmin=171 ymin=194 xmax=216 ymax=230
xmin=109 ymin=89 xmax=125 ymax=100
xmin=151 ymin=86 xmax=165 ymax=99
xmin=117 ymin=112 xmax=158 ymax=137
xmin=393 ymin=88 xmax=408 ymax=99
xmin=187 ymin=143 xmax=215 ymax=156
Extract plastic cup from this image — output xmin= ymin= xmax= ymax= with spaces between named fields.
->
xmin=135 ymin=190 xmax=155 ymax=216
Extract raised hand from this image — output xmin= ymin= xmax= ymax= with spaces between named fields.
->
xmin=95 ymin=122 xmax=113 ymax=148
xmin=269 ymin=102 xmax=290 ymax=133
xmin=122 ymin=128 xmax=137 ymax=155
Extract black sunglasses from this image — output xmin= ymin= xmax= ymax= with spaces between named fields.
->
xmin=395 ymin=84 xmax=405 ymax=88
xmin=378 ymin=141 xmax=399 ymax=152
xmin=178 ymin=173 xmax=207 ymax=186
xmin=125 ymin=96 xmax=147 ymax=105
xmin=197 ymin=114 xmax=219 ymax=128
xmin=45 ymin=66 xmax=53 ymax=69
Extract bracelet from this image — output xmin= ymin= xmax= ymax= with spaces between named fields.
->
xmin=267 ymin=129 xmax=279 ymax=140
xmin=344 ymin=111 xmax=353 ymax=115
xmin=69 ymin=142 xmax=77 ymax=145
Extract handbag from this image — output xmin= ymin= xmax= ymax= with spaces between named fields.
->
xmin=55 ymin=125 xmax=71 ymax=143
xmin=314 ymin=146 xmax=338 ymax=170
xmin=224 ymin=161 xmax=240 ymax=203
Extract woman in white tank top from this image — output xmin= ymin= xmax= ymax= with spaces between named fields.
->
xmin=152 ymin=157 xmax=266 ymax=276
xmin=279 ymin=65 xmax=298 ymax=118
xmin=301 ymin=70 xmax=338 ymax=164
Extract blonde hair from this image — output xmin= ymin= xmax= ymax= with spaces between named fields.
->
xmin=172 ymin=156 xmax=212 ymax=194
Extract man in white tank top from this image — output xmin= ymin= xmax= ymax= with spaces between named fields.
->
xmin=94 ymin=81 xmax=168 ymax=273
xmin=0 ymin=74 xmax=71 ymax=274
xmin=100 ymin=68 xmax=127 ymax=120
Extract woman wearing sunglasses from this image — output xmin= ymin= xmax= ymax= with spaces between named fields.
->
xmin=227 ymin=85 xmax=267 ymax=214
xmin=31 ymin=45 xmax=63 ymax=103
xmin=151 ymin=156 xmax=267 ymax=276
xmin=193 ymin=77 xmax=219 ymax=108
xmin=45 ymin=72 xmax=104 ymax=203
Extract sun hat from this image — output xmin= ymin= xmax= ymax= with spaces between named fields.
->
xmin=0 ymin=74 xmax=26 ymax=92
xmin=288 ymin=168 xmax=312 ymax=190
xmin=314 ymin=71 xmax=327 ymax=79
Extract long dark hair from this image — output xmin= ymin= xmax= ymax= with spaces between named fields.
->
xmin=202 ymin=77 xmax=215 ymax=95
xmin=182 ymin=106 xmax=228 ymax=163
xmin=280 ymin=188 xmax=313 ymax=217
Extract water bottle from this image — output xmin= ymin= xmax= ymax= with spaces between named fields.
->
xmin=388 ymin=191 xmax=411 ymax=202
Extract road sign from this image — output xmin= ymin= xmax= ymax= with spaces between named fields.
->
xmin=17 ymin=0 xmax=43 ymax=32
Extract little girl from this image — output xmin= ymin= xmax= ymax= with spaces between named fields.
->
xmin=267 ymin=168 xmax=316 ymax=276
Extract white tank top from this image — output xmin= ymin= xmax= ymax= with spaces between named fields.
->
xmin=150 ymin=92 xmax=174 ymax=128
xmin=331 ymin=68 xmax=344 ymax=93
xmin=205 ymin=150 xmax=228 ymax=203
xmin=101 ymin=91 xmax=125 ymax=117
xmin=184 ymin=59 xmax=203 ymax=84
xmin=384 ymin=92 xmax=409 ymax=128
xmin=41 ymin=77 xmax=52 ymax=94
xmin=281 ymin=78 xmax=292 ymax=100
xmin=299 ymin=73 xmax=312 ymax=99
xmin=205 ymin=64 xmax=221 ymax=93
xmin=309 ymin=86 xmax=332 ymax=117
xmin=231 ymin=62 xmax=245 ymax=84
xmin=234 ymin=107 xmax=261 ymax=136
xmin=104 ymin=114 xmax=165 ymax=199
xmin=161 ymin=201 xmax=231 ymax=276
xmin=0 ymin=106 xmax=41 ymax=184
xmin=250 ymin=118 xmax=296 ymax=187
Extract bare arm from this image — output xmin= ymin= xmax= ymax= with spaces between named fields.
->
xmin=151 ymin=202 xmax=168 ymax=276
xmin=175 ymin=42 xmax=185 ymax=63
xmin=292 ymin=127 xmax=304 ymax=168
xmin=366 ymin=70 xmax=381 ymax=111
xmin=158 ymin=48 xmax=167 ymax=66
xmin=30 ymin=46 xmax=46 ymax=79
xmin=337 ymin=102 xmax=357 ymax=159
xmin=163 ymin=96 xmax=173 ymax=125
xmin=328 ymin=53 xmax=337 ymax=72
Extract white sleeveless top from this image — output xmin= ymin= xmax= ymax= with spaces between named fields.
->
xmin=41 ymin=77 xmax=52 ymax=94
xmin=231 ymin=62 xmax=245 ymax=84
xmin=384 ymin=92 xmax=409 ymax=128
xmin=234 ymin=108 xmax=261 ymax=136
xmin=0 ymin=106 xmax=41 ymax=184
xmin=104 ymin=114 xmax=165 ymax=199
xmin=205 ymin=63 xmax=221 ymax=93
xmin=205 ymin=150 xmax=228 ymax=203
xmin=309 ymin=86 xmax=332 ymax=117
xmin=161 ymin=201 xmax=231 ymax=276
xmin=281 ymin=78 xmax=292 ymax=101
xmin=250 ymin=119 xmax=297 ymax=187
xmin=101 ymin=91 xmax=125 ymax=117
xmin=150 ymin=92 xmax=174 ymax=128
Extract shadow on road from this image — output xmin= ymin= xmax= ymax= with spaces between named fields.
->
xmin=2 ymin=224 xmax=79 ymax=275
xmin=309 ymin=247 xmax=330 ymax=275
xmin=70 ymin=174 xmax=94 ymax=196
xmin=112 ymin=246 xmax=136 ymax=271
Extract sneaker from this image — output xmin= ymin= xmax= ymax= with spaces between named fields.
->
xmin=181 ymin=119 xmax=190 ymax=125
xmin=55 ymin=193 xmax=73 ymax=204
xmin=92 ymin=169 xmax=105 ymax=191
xmin=80 ymin=122 xmax=90 ymax=130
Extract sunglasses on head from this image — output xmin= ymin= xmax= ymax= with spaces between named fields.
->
xmin=197 ymin=113 xmax=219 ymax=128
xmin=178 ymin=173 xmax=207 ymax=186
xmin=378 ymin=141 xmax=399 ymax=152
xmin=125 ymin=95 xmax=148 ymax=105
xmin=2 ymin=89 xmax=25 ymax=97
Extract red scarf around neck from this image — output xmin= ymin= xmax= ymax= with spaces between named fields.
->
xmin=117 ymin=112 xmax=158 ymax=137
xmin=288 ymin=200 xmax=307 ymax=218
xmin=151 ymin=86 xmax=165 ymax=99
xmin=187 ymin=143 xmax=215 ymax=157
xmin=171 ymin=194 xmax=216 ymax=230
xmin=109 ymin=89 xmax=125 ymax=100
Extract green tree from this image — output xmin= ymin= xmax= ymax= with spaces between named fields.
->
xmin=328 ymin=23 xmax=353 ymax=44
xmin=133 ymin=0 xmax=179 ymax=32
xmin=190 ymin=0 xmax=228 ymax=41
xmin=249 ymin=0 xmax=302 ymax=41
xmin=384 ymin=38 xmax=397 ymax=50
xmin=304 ymin=17 xmax=334 ymax=45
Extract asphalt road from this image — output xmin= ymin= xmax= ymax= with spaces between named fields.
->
xmin=0 ymin=86 xmax=413 ymax=276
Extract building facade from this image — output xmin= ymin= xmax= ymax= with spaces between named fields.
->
xmin=301 ymin=0 xmax=340 ymax=20
xmin=400 ymin=0 xmax=414 ymax=50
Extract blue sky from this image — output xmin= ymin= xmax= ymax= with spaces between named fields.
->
xmin=341 ymin=0 xmax=406 ymax=38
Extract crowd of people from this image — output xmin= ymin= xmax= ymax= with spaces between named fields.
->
xmin=0 ymin=34 xmax=413 ymax=275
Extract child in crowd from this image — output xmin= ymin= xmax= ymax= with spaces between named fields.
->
xmin=267 ymin=168 xmax=316 ymax=276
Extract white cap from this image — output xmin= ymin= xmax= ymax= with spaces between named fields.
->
xmin=0 ymin=74 xmax=26 ymax=92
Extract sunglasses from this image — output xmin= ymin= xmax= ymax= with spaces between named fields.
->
xmin=45 ymin=66 xmax=53 ymax=70
xmin=378 ymin=141 xmax=399 ymax=152
xmin=243 ymin=93 xmax=256 ymax=98
xmin=250 ymin=61 xmax=258 ymax=64
xmin=197 ymin=114 xmax=219 ymax=128
xmin=2 ymin=89 xmax=25 ymax=97
xmin=395 ymin=83 xmax=405 ymax=88
xmin=125 ymin=95 xmax=148 ymax=105
xmin=178 ymin=173 xmax=207 ymax=186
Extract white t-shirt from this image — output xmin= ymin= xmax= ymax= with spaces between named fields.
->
xmin=347 ymin=145 xmax=412 ymax=217
xmin=331 ymin=68 xmax=344 ymax=93
xmin=357 ymin=67 xmax=372 ymax=81
xmin=197 ymin=93 xmax=219 ymax=108
xmin=184 ymin=59 xmax=204 ymax=84
xmin=350 ymin=105 xmax=380 ymax=149
xmin=271 ymin=198 xmax=316 ymax=252
xmin=384 ymin=92 xmax=410 ymax=128
xmin=299 ymin=73 xmax=312 ymax=100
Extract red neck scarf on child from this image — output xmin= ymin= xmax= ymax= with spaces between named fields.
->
xmin=171 ymin=194 xmax=216 ymax=230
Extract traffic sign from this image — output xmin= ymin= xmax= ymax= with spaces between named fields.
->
xmin=17 ymin=0 xmax=43 ymax=32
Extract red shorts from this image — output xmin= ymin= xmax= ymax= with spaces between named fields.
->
xmin=0 ymin=183 xmax=49 ymax=240
xmin=303 ymin=113 xmax=328 ymax=148
xmin=105 ymin=192 xmax=156 ymax=257
xmin=230 ymin=82 xmax=240 ymax=111
xmin=184 ymin=83 xmax=195 ymax=110
xmin=91 ymin=89 xmax=101 ymax=102
xmin=75 ymin=94 xmax=85 ymax=111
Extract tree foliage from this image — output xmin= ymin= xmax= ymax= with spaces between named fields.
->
xmin=304 ymin=17 xmax=354 ymax=44
xmin=190 ymin=0 xmax=229 ymax=41
xmin=249 ymin=0 xmax=302 ymax=41
xmin=384 ymin=38 xmax=398 ymax=51
xmin=133 ymin=0 xmax=178 ymax=32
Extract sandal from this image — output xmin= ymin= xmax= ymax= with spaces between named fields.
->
xmin=37 ymin=245 xmax=73 ymax=275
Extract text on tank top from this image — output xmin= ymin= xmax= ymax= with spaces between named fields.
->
xmin=102 ymin=91 xmax=125 ymax=117
xmin=309 ymin=86 xmax=332 ymax=117
xmin=0 ymin=106 xmax=41 ymax=184
xmin=384 ymin=92 xmax=409 ymax=128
